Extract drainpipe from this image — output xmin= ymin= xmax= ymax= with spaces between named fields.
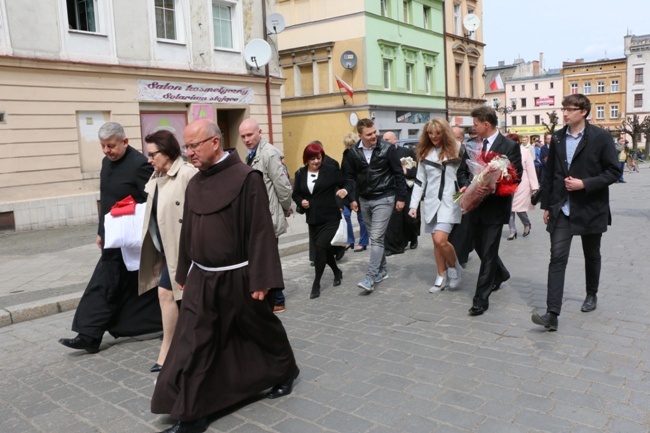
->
xmin=261 ymin=0 xmax=274 ymax=142
xmin=442 ymin=0 xmax=449 ymax=120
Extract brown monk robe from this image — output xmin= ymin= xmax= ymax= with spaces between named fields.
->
xmin=151 ymin=151 xmax=298 ymax=422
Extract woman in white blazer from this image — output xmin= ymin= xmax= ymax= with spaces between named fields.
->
xmin=408 ymin=118 xmax=463 ymax=293
xmin=138 ymin=130 xmax=197 ymax=373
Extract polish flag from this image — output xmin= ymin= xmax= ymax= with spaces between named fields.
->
xmin=335 ymin=75 xmax=354 ymax=98
xmin=489 ymin=73 xmax=504 ymax=91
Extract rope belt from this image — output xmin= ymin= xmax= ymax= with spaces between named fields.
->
xmin=190 ymin=260 xmax=249 ymax=273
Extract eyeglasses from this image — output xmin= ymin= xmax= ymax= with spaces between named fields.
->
xmin=147 ymin=150 xmax=161 ymax=159
xmin=560 ymin=107 xmax=583 ymax=112
xmin=184 ymin=136 xmax=216 ymax=152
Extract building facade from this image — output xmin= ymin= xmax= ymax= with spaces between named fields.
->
xmin=0 ymin=0 xmax=282 ymax=231
xmin=624 ymin=33 xmax=650 ymax=149
xmin=562 ymin=57 xmax=627 ymax=135
xmin=444 ymin=0 xmax=485 ymax=130
xmin=275 ymin=0 xmax=446 ymax=172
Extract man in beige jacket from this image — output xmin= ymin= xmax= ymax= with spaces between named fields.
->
xmin=239 ymin=118 xmax=292 ymax=312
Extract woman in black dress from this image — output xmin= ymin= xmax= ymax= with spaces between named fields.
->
xmin=293 ymin=143 xmax=347 ymax=299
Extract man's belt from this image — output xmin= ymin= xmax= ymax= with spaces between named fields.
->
xmin=190 ymin=260 xmax=249 ymax=272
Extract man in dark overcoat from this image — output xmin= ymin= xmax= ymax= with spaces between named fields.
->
xmin=532 ymin=94 xmax=621 ymax=331
xmin=59 ymin=122 xmax=161 ymax=353
xmin=151 ymin=119 xmax=298 ymax=433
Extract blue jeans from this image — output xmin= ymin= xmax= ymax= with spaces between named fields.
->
xmin=343 ymin=205 xmax=368 ymax=247
xmin=359 ymin=196 xmax=394 ymax=281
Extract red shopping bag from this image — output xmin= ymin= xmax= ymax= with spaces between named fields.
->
xmin=110 ymin=195 xmax=137 ymax=216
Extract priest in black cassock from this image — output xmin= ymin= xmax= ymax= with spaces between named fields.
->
xmin=151 ymin=119 xmax=299 ymax=433
xmin=59 ymin=122 xmax=161 ymax=353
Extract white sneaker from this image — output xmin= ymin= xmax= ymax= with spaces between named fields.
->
xmin=448 ymin=264 xmax=463 ymax=291
xmin=429 ymin=273 xmax=447 ymax=293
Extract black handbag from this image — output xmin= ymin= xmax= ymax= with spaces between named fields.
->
xmin=531 ymin=190 xmax=541 ymax=205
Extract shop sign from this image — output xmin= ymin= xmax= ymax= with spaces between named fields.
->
xmin=138 ymin=80 xmax=254 ymax=104
xmin=535 ymin=96 xmax=555 ymax=107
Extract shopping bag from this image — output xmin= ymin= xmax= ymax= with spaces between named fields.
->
xmin=330 ymin=218 xmax=348 ymax=246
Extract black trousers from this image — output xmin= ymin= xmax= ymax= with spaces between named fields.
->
xmin=471 ymin=222 xmax=510 ymax=308
xmin=547 ymin=213 xmax=602 ymax=315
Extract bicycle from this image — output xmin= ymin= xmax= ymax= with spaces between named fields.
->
xmin=625 ymin=154 xmax=640 ymax=173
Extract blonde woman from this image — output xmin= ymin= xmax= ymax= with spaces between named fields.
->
xmin=341 ymin=132 xmax=369 ymax=252
xmin=408 ymin=118 xmax=463 ymax=292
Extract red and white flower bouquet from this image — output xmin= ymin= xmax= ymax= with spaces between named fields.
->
xmin=454 ymin=141 xmax=519 ymax=214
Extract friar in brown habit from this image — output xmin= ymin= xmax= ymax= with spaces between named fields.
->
xmin=151 ymin=119 xmax=299 ymax=433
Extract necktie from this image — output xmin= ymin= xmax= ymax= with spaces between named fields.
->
xmin=246 ymin=151 xmax=255 ymax=166
xmin=482 ymin=138 xmax=489 ymax=152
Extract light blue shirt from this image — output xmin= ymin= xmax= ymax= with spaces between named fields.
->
xmin=561 ymin=128 xmax=584 ymax=216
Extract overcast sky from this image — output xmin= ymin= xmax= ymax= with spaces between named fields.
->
xmin=482 ymin=0 xmax=649 ymax=70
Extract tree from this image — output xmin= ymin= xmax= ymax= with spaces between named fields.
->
xmin=541 ymin=110 xmax=559 ymax=134
xmin=616 ymin=114 xmax=650 ymax=155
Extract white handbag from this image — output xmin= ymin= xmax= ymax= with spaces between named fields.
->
xmin=330 ymin=218 xmax=348 ymax=246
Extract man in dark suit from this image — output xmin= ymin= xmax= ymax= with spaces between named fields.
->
xmin=457 ymin=106 xmax=522 ymax=316
xmin=532 ymin=94 xmax=621 ymax=331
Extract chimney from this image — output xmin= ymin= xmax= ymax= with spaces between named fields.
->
xmin=498 ymin=61 xmax=505 ymax=67
xmin=539 ymin=52 xmax=544 ymax=71
xmin=533 ymin=60 xmax=540 ymax=76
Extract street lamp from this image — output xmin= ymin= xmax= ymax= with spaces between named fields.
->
xmin=494 ymin=100 xmax=517 ymax=133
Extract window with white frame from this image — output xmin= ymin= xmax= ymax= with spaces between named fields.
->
xmin=381 ymin=0 xmax=389 ymax=17
xmin=403 ymin=0 xmax=410 ymax=24
xmin=521 ymin=115 xmax=527 ymax=125
xmin=583 ymin=82 xmax=591 ymax=94
xmin=511 ymin=116 xmax=517 ymax=126
xmin=405 ymin=64 xmax=413 ymax=92
xmin=634 ymin=93 xmax=642 ymax=107
xmin=383 ymin=59 xmax=392 ymax=90
xmin=425 ymin=66 xmax=432 ymax=94
xmin=570 ymin=83 xmax=578 ymax=94
xmin=596 ymin=106 xmax=605 ymax=119
xmin=212 ymin=1 xmax=235 ymax=49
xmin=611 ymin=79 xmax=619 ymax=92
xmin=453 ymin=4 xmax=461 ymax=36
xmin=635 ymin=67 xmax=643 ymax=83
xmin=610 ymin=105 xmax=619 ymax=119
xmin=66 ymin=0 xmax=98 ymax=32
xmin=597 ymin=81 xmax=605 ymax=93
xmin=155 ymin=0 xmax=177 ymax=40
xmin=535 ymin=115 xmax=541 ymax=124
xmin=423 ymin=6 xmax=430 ymax=29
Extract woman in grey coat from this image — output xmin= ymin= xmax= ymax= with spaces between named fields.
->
xmin=408 ymin=118 xmax=463 ymax=293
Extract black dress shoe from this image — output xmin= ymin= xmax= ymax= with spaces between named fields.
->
xmin=58 ymin=335 xmax=100 ymax=354
xmin=335 ymin=248 xmax=345 ymax=261
xmin=159 ymin=418 xmax=209 ymax=433
xmin=310 ymin=285 xmax=320 ymax=299
xmin=581 ymin=295 xmax=597 ymax=312
xmin=267 ymin=367 xmax=300 ymax=399
xmin=410 ymin=241 xmax=418 ymax=249
xmin=468 ymin=304 xmax=488 ymax=316
xmin=531 ymin=312 xmax=558 ymax=331
xmin=150 ymin=363 xmax=162 ymax=373
xmin=333 ymin=270 xmax=343 ymax=287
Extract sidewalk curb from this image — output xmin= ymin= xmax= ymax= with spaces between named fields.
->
xmin=0 ymin=240 xmax=310 ymax=328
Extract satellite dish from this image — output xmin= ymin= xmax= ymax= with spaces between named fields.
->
xmin=267 ymin=13 xmax=286 ymax=34
xmin=463 ymin=14 xmax=480 ymax=33
xmin=340 ymin=50 xmax=358 ymax=70
xmin=243 ymin=39 xmax=272 ymax=70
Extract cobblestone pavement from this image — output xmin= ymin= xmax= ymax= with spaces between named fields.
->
xmin=1 ymin=166 xmax=648 ymax=432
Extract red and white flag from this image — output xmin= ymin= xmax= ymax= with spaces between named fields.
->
xmin=335 ymin=75 xmax=354 ymax=98
xmin=489 ymin=73 xmax=504 ymax=91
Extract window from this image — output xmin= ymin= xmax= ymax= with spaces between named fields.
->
xmin=570 ymin=83 xmax=578 ymax=94
xmin=597 ymin=81 xmax=605 ymax=93
xmin=67 ymin=0 xmax=97 ymax=32
xmin=423 ymin=6 xmax=430 ymax=29
xmin=583 ymin=82 xmax=591 ymax=94
xmin=405 ymin=64 xmax=413 ymax=92
xmin=455 ymin=63 xmax=462 ymax=97
xmin=469 ymin=65 xmax=475 ymax=98
xmin=535 ymin=115 xmax=541 ymax=124
xmin=521 ymin=115 xmax=527 ymax=125
xmin=511 ymin=116 xmax=517 ymax=126
xmin=511 ymin=85 xmax=515 ymax=92
xmin=383 ymin=59 xmax=392 ymax=90
xmin=492 ymin=97 xmax=499 ymax=106
xmin=635 ymin=68 xmax=643 ymax=83
xmin=425 ymin=66 xmax=432 ymax=94
xmin=535 ymin=83 xmax=539 ymax=90
xmin=596 ymin=106 xmax=605 ymax=119
xmin=521 ymin=84 xmax=525 ymax=91
xmin=403 ymin=0 xmax=410 ymax=23
xmin=634 ymin=93 xmax=643 ymax=108
xmin=453 ymin=4 xmax=461 ymax=35
xmin=381 ymin=0 xmax=389 ymax=17
xmin=611 ymin=79 xmax=619 ymax=92
xmin=520 ymin=98 xmax=527 ymax=108
xmin=155 ymin=0 xmax=176 ymax=40
xmin=610 ymin=105 xmax=619 ymax=119
xmin=213 ymin=1 xmax=233 ymax=49
xmin=550 ymin=82 xmax=554 ymax=89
